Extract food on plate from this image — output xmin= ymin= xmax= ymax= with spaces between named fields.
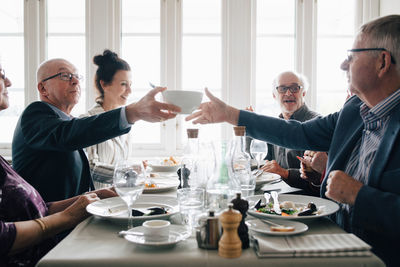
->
xmin=256 ymin=201 xmax=318 ymax=217
xmin=149 ymin=173 xmax=160 ymax=178
xmin=132 ymin=207 xmax=169 ymax=216
xmin=298 ymin=202 xmax=317 ymax=216
xmin=270 ymin=225 xmax=295 ymax=232
xmin=145 ymin=180 xmax=157 ymax=188
xmin=161 ymin=156 xmax=179 ymax=166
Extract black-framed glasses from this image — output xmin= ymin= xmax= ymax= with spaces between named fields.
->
xmin=276 ymin=85 xmax=303 ymax=94
xmin=0 ymin=69 xmax=5 ymax=80
xmin=347 ymin=48 xmax=396 ymax=64
xmin=42 ymin=72 xmax=83 ymax=82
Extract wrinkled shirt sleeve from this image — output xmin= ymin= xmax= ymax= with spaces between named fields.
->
xmin=0 ymin=221 xmax=16 ymax=257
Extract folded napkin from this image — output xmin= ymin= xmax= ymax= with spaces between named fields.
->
xmin=253 ymin=233 xmax=372 ymax=258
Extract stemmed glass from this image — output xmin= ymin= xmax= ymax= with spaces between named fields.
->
xmin=250 ymin=139 xmax=268 ymax=170
xmin=113 ymin=160 xmax=146 ymax=229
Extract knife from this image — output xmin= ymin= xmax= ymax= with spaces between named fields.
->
xmin=271 ymin=191 xmax=281 ymax=215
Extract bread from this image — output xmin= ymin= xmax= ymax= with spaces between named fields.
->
xmin=270 ymin=226 xmax=295 ymax=232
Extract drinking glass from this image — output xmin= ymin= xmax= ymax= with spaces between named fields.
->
xmin=250 ymin=139 xmax=268 ymax=170
xmin=177 ymin=188 xmax=205 ymax=231
xmin=113 ymin=160 xmax=146 ymax=229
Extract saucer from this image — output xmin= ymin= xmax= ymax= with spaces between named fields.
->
xmin=124 ymin=224 xmax=191 ymax=247
xmin=246 ymin=219 xmax=308 ymax=236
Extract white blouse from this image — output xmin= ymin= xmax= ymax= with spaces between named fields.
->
xmin=80 ymin=104 xmax=131 ymax=185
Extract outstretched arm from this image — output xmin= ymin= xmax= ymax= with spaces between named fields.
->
xmin=185 ymin=88 xmax=240 ymax=125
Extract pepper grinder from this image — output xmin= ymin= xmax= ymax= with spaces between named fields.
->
xmin=218 ymin=203 xmax=242 ymax=258
xmin=231 ymin=192 xmax=249 ymax=249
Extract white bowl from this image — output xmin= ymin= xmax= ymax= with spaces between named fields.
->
xmin=143 ymin=220 xmax=171 ymax=240
xmin=162 ymin=90 xmax=203 ymax=114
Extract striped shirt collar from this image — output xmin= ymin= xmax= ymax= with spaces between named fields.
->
xmin=360 ymin=88 xmax=400 ymax=128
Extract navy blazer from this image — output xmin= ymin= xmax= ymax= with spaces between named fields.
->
xmin=12 ymin=101 xmax=131 ymax=202
xmin=239 ymin=95 xmax=400 ymax=265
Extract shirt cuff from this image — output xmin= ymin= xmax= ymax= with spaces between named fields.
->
xmin=120 ymin=106 xmax=134 ymax=129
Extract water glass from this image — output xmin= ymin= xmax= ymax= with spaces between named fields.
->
xmin=177 ymin=188 xmax=205 ymax=231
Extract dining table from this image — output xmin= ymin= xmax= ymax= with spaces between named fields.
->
xmin=36 ymin=172 xmax=385 ymax=267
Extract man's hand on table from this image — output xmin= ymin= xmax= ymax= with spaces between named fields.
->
xmin=325 ymin=170 xmax=363 ymax=205
xmin=261 ymin=160 xmax=289 ymax=179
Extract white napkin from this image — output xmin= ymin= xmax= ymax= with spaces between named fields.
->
xmin=254 ymin=233 xmax=372 ymax=258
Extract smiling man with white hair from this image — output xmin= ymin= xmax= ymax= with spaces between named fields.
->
xmin=250 ymin=71 xmax=320 ymax=195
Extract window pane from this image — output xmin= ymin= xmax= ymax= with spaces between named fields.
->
xmin=47 ymin=0 xmax=85 ymax=33
xmin=182 ymin=36 xmax=221 ymax=89
xmin=183 ymin=0 xmax=221 ymax=34
xmin=46 ymin=0 xmax=86 ymax=117
xmin=255 ymin=0 xmax=295 ymax=116
xmin=316 ymin=0 xmax=356 ymax=115
xmin=181 ymin=0 xmax=222 ymax=143
xmin=0 ymin=0 xmax=24 ymax=144
xmin=122 ymin=0 xmax=160 ymax=34
xmin=122 ymin=0 xmax=161 ymax=145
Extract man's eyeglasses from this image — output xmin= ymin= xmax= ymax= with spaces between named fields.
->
xmin=346 ymin=48 xmax=396 ymax=64
xmin=0 ymin=69 xmax=6 ymax=80
xmin=42 ymin=72 xmax=83 ymax=82
xmin=276 ymin=85 xmax=302 ymax=94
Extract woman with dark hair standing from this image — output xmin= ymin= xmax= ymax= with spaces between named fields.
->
xmin=81 ymin=50 xmax=133 ymax=187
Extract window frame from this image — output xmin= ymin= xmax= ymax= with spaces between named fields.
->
xmin=0 ymin=0 xmax=381 ymax=156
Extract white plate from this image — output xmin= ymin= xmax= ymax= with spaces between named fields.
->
xmin=143 ymin=182 xmax=177 ymax=193
xmin=246 ymin=218 xmax=308 ymax=236
xmin=124 ymin=225 xmax=191 ymax=247
xmin=86 ymin=195 xmax=179 ymax=223
xmin=149 ymin=164 xmax=180 ymax=172
xmin=247 ymin=194 xmax=339 ymax=221
xmin=256 ymin=172 xmax=281 ymax=189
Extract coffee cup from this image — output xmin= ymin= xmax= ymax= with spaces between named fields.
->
xmin=142 ymin=220 xmax=170 ymax=241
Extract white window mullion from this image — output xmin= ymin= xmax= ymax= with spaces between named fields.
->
xmin=162 ymin=0 xmax=179 ymax=154
xmin=297 ymin=0 xmax=317 ymax=109
xmin=25 ymin=0 xmax=43 ymax=105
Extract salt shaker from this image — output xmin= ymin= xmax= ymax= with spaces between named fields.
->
xmin=218 ymin=203 xmax=242 ymax=258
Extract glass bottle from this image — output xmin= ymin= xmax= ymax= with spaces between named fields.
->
xmin=206 ymin=142 xmax=239 ymax=211
xmin=181 ymin=128 xmax=199 ymax=188
xmin=230 ymin=126 xmax=254 ymax=198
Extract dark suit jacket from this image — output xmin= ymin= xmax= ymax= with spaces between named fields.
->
xmin=239 ymin=95 xmax=400 ymax=266
xmin=12 ymin=101 xmax=131 ymax=202
xmin=245 ymin=104 xmax=320 ymax=195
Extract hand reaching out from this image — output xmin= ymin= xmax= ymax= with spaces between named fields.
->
xmin=125 ymin=87 xmax=181 ymax=123
xmin=185 ymin=88 xmax=240 ymax=125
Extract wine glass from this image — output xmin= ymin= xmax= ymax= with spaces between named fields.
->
xmin=113 ymin=159 xmax=146 ymax=229
xmin=250 ymin=139 xmax=268 ymax=170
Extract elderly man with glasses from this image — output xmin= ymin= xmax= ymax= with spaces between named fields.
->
xmin=247 ymin=71 xmax=321 ymax=195
xmin=187 ymin=15 xmax=400 ymax=266
xmin=12 ymin=58 xmax=180 ymax=202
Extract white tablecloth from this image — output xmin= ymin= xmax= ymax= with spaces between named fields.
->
xmin=37 ymin=197 xmax=384 ymax=267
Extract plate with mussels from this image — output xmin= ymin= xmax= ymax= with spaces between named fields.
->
xmin=86 ymin=195 xmax=179 ymax=224
xmin=247 ymin=194 xmax=339 ymax=221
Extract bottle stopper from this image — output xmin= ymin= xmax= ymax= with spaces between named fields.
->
xmin=187 ymin=128 xmax=199 ymax=138
xmin=233 ymin=126 xmax=246 ymax=136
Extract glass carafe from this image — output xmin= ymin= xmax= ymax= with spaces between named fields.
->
xmin=181 ymin=128 xmax=199 ymax=188
xmin=206 ymin=142 xmax=240 ymax=211
xmin=230 ymin=126 xmax=254 ymax=198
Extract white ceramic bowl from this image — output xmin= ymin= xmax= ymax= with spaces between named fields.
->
xmin=162 ymin=90 xmax=203 ymax=114
xmin=143 ymin=220 xmax=171 ymax=240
